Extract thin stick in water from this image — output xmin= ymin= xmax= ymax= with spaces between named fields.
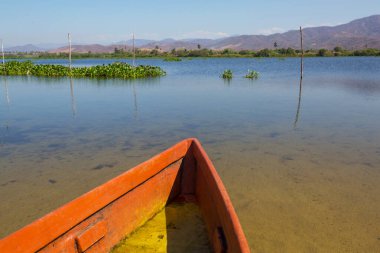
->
xmin=294 ymin=26 xmax=305 ymax=129
xmin=1 ymin=39 xmax=5 ymax=69
xmin=132 ymin=33 xmax=135 ymax=67
xmin=300 ymin=26 xmax=304 ymax=79
xmin=68 ymin=33 xmax=72 ymax=70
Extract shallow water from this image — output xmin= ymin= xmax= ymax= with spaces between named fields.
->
xmin=1 ymin=57 xmax=380 ymax=252
xmin=111 ymin=202 xmax=210 ymax=253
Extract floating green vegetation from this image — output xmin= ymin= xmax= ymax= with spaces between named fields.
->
xmin=221 ymin=69 xmax=233 ymax=79
xmin=0 ymin=61 xmax=166 ymax=79
xmin=163 ymin=57 xmax=182 ymax=62
xmin=244 ymin=70 xmax=259 ymax=79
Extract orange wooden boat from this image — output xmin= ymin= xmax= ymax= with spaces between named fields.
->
xmin=0 ymin=138 xmax=250 ymax=253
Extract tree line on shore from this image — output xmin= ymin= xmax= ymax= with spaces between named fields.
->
xmin=3 ymin=46 xmax=380 ymax=59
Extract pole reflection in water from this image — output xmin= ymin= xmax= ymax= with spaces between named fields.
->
xmin=70 ymin=78 xmax=77 ymax=117
xmin=132 ymin=83 xmax=138 ymax=119
xmin=1 ymin=77 xmax=10 ymax=145
xmin=3 ymin=77 xmax=10 ymax=107
xmin=293 ymin=72 xmax=303 ymax=129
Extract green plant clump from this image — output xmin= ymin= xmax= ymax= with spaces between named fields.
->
xmin=245 ymin=70 xmax=259 ymax=79
xmin=0 ymin=61 xmax=166 ymax=79
xmin=163 ymin=57 xmax=182 ymax=62
xmin=221 ymin=69 xmax=233 ymax=79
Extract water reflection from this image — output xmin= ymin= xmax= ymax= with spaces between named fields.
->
xmin=294 ymin=58 xmax=303 ymax=129
xmin=1 ymin=58 xmax=380 ymax=251
xmin=132 ymin=83 xmax=138 ymax=119
xmin=1 ymin=77 xmax=10 ymax=146
xmin=293 ymin=76 xmax=303 ymax=129
xmin=223 ymin=79 xmax=232 ymax=86
xmin=69 ymin=78 xmax=76 ymax=117
xmin=2 ymin=77 xmax=10 ymax=107
xmin=308 ymin=76 xmax=380 ymax=96
xmin=88 ymin=77 xmax=162 ymax=87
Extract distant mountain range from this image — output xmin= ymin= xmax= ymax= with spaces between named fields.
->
xmin=116 ymin=39 xmax=155 ymax=47
xmin=5 ymin=44 xmax=44 ymax=52
xmin=5 ymin=15 xmax=380 ymax=53
xmin=48 ymin=44 xmax=133 ymax=54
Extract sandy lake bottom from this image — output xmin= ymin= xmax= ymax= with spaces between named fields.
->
xmin=1 ymin=57 xmax=380 ymax=252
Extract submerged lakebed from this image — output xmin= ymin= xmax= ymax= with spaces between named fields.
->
xmin=1 ymin=57 xmax=380 ymax=252
xmin=111 ymin=202 xmax=211 ymax=253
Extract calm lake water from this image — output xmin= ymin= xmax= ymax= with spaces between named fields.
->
xmin=1 ymin=57 xmax=380 ymax=252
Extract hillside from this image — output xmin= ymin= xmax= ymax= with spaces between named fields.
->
xmin=8 ymin=14 xmax=380 ymax=53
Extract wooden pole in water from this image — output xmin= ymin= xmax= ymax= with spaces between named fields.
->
xmin=294 ymin=26 xmax=304 ymax=129
xmin=68 ymin=33 xmax=72 ymax=70
xmin=1 ymin=39 xmax=5 ymax=67
xmin=132 ymin=33 xmax=135 ymax=67
xmin=300 ymin=26 xmax=304 ymax=79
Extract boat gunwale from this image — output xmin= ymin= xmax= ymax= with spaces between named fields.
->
xmin=0 ymin=138 xmax=250 ymax=253
xmin=191 ymin=139 xmax=250 ymax=253
xmin=0 ymin=138 xmax=192 ymax=252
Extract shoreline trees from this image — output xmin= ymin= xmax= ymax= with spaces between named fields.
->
xmin=2 ymin=47 xmax=379 ymax=59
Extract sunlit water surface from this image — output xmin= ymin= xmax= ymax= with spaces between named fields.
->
xmin=1 ymin=57 xmax=380 ymax=252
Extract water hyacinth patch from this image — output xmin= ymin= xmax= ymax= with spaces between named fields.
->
xmin=0 ymin=61 xmax=166 ymax=79
xmin=221 ymin=69 xmax=233 ymax=79
xmin=244 ymin=70 xmax=259 ymax=79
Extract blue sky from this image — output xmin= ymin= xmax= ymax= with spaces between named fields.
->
xmin=2 ymin=0 xmax=379 ymax=46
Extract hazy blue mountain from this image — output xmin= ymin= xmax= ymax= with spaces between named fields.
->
xmin=49 ymin=44 xmax=133 ymax=53
xmin=5 ymin=44 xmax=45 ymax=52
xmin=9 ymin=15 xmax=380 ymax=53
xmin=139 ymin=15 xmax=380 ymax=50
xmin=116 ymin=39 xmax=154 ymax=47
xmin=35 ymin=43 xmax=67 ymax=50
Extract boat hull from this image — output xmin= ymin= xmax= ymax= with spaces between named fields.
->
xmin=0 ymin=138 xmax=250 ymax=253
